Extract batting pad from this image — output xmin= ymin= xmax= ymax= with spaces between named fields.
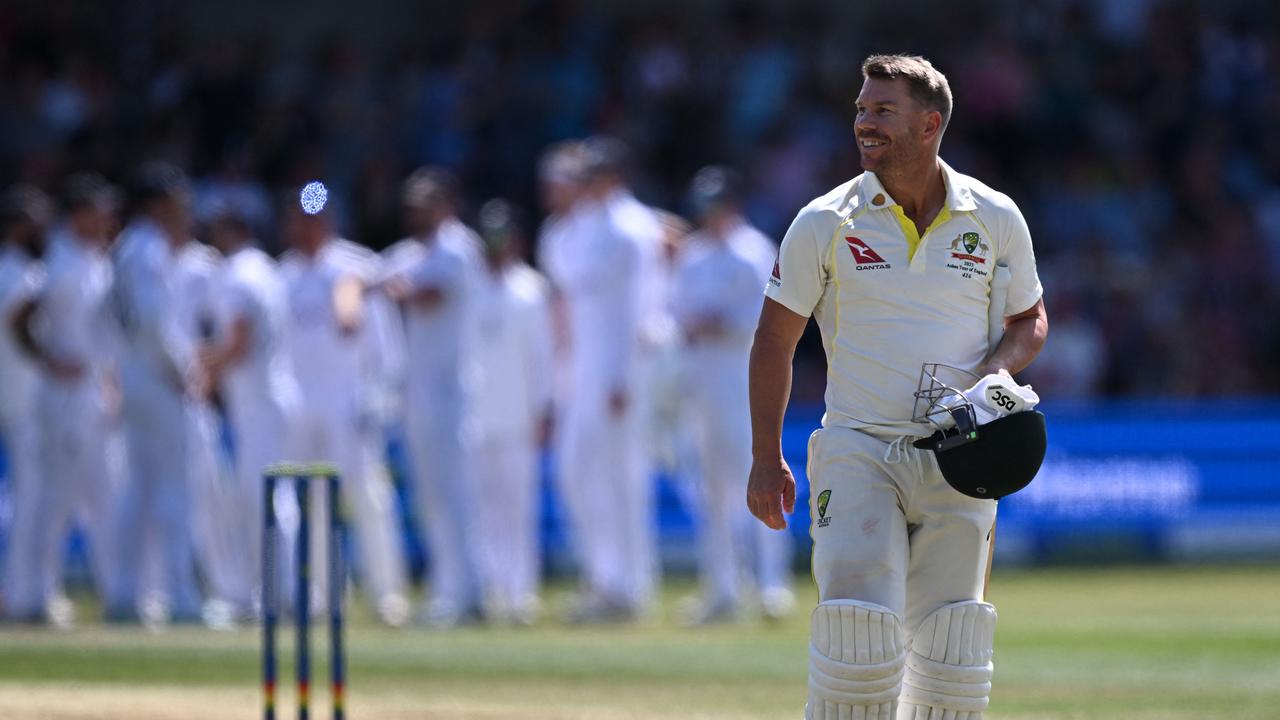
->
xmin=897 ymin=600 xmax=997 ymax=720
xmin=806 ymin=600 xmax=906 ymax=720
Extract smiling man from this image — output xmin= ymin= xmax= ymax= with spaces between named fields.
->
xmin=746 ymin=55 xmax=1047 ymax=719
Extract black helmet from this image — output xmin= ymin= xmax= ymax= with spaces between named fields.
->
xmin=911 ymin=363 xmax=1047 ymax=500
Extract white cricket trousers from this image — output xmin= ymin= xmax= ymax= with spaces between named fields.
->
xmin=186 ymin=403 xmax=248 ymax=607
xmin=556 ymin=385 xmax=655 ymax=608
xmin=229 ymin=398 xmax=295 ymax=610
xmin=472 ymin=433 xmax=540 ymax=612
xmin=2 ymin=404 xmax=50 ymax=616
xmin=29 ymin=381 xmax=121 ymax=611
xmin=806 ymin=425 xmax=997 ymax=634
xmin=293 ymin=400 xmax=406 ymax=610
xmin=108 ymin=372 xmax=201 ymax=617
xmin=404 ymin=383 xmax=479 ymax=611
xmin=686 ymin=352 xmax=791 ymax=603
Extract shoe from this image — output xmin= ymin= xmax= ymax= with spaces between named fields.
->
xmin=562 ymin=591 xmax=637 ymax=625
xmin=46 ymin=595 xmax=76 ymax=630
xmin=483 ymin=594 xmax=540 ymax=627
xmin=376 ymin=594 xmax=411 ymax=628
xmin=202 ymin=599 xmax=239 ymax=631
xmin=419 ymin=599 xmax=482 ymax=629
xmin=678 ymin=594 xmax=740 ymax=626
xmin=760 ymin=587 xmax=796 ymax=622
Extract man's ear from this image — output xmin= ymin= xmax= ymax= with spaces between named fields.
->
xmin=923 ymin=110 xmax=944 ymax=142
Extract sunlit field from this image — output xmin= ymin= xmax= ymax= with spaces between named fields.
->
xmin=1 ymin=566 xmax=1277 ymax=719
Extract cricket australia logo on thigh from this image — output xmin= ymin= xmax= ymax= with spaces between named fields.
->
xmin=816 ymin=489 xmax=832 ymax=528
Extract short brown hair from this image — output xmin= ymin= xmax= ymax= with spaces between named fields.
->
xmin=861 ymin=54 xmax=953 ymax=132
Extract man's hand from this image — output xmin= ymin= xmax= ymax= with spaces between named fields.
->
xmin=45 ymin=357 xmax=85 ymax=381
xmin=684 ymin=314 xmax=726 ymax=345
xmin=608 ymin=387 xmax=629 ymax=418
xmin=747 ymin=455 xmax=796 ymax=530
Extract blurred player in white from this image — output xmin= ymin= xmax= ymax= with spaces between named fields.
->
xmin=381 ymin=168 xmax=483 ymax=627
xmin=0 ymin=186 xmax=52 ymax=621
xmin=17 ymin=175 xmax=124 ymax=625
xmin=541 ymin=138 xmax=661 ymax=621
xmin=469 ymin=200 xmax=553 ymax=625
xmin=674 ymin=166 xmax=793 ymax=624
xmin=202 ymin=202 xmax=301 ymax=619
xmin=279 ymin=190 xmax=409 ymax=625
xmin=106 ymin=163 xmax=204 ymax=622
xmin=171 ymin=224 xmax=248 ymax=624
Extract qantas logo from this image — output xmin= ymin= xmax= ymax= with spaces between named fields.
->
xmin=845 ymin=237 xmax=891 ymax=270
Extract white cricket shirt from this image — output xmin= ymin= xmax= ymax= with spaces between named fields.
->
xmin=472 ymin=263 xmax=553 ymax=441
xmin=217 ymin=245 xmax=295 ymax=417
xmin=765 ymin=159 xmax=1043 ymax=438
xmin=0 ymin=246 xmax=42 ymax=416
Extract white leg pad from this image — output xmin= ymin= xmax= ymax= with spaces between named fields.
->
xmin=806 ymin=600 xmax=906 ymax=720
xmin=896 ymin=601 xmax=997 ymax=720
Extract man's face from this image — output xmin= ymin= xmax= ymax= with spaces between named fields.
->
xmin=154 ymin=193 xmax=193 ymax=242
xmin=70 ymin=204 xmax=116 ymax=246
xmin=540 ymin=179 xmax=580 ymax=215
xmin=283 ymin=208 xmax=327 ymax=254
xmin=854 ymin=77 xmax=936 ymax=174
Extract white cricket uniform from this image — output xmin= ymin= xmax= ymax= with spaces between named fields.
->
xmin=471 ymin=262 xmax=553 ymax=616
xmin=281 ymin=239 xmax=407 ymax=610
xmin=0 ymin=245 xmax=46 ymax=616
xmin=171 ymin=241 xmax=247 ymax=609
xmin=674 ymin=222 xmax=791 ymax=606
xmin=542 ymin=191 xmax=659 ymax=608
xmin=382 ymin=220 xmax=481 ymax=613
xmin=767 ymin=161 xmax=1041 ymax=719
xmin=215 ymin=244 xmax=301 ymax=609
xmin=107 ymin=220 xmax=203 ymax=617
xmin=26 ymin=233 xmax=122 ymax=615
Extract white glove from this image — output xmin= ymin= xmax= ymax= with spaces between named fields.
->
xmin=938 ymin=373 xmax=1039 ymax=428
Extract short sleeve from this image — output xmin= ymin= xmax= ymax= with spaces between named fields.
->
xmin=763 ymin=208 xmax=828 ymax=318
xmin=998 ymin=201 xmax=1043 ymax=316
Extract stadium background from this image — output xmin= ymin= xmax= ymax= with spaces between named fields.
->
xmin=2 ymin=2 xmax=1280 ymax=719
xmin=3 ymin=0 xmax=1280 ymax=575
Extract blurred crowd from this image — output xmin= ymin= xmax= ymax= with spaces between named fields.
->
xmin=3 ymin=0 xmax=1280 ymax=397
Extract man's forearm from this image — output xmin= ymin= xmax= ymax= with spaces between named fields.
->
xmin=749 ymin=331 xmax=795 ymax=460
xmin=985 ymin=304 xmax=1048 ymax=375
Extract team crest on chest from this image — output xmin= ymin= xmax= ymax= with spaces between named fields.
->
xmin=945 ymin=231 xmax=990 ymax=279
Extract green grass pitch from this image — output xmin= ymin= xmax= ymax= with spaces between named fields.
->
xmin=0 ymin=565 xmax=1277 ymax=719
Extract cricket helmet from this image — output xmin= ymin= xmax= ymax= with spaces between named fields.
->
xmin=910 ymin=363 xmax=1047 ymax=500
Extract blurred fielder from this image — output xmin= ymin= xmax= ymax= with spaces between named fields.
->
xmin=105 ymin=164 xmax=205 ymax=623
xmin=674 ymin=166 xmax=793 ymax=624
xmin=381 ymin=168 xmax=483 ymax=627
xmin=0 ymin=186 xmax=52 ymax=621
xmin=18 ymin=176 xmax=124 ymax=626
xmin=173 ymin=227 xmax=250 ymax=623
xmin=747 ymin=55 xmax=1046 ymax=719
xmin=203 ymin=202 xmax=303 ymax=618
xmin=469 ymin=200 xmax=554 ymax=625
xmin=541 ymin=138 xmax=663 ymax=621
xmin=280 ymin=192 xmax=409 ymax=625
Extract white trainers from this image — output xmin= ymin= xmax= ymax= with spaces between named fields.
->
xmin=678 ymin=595 xmax=740 ymax=626
xmin=760 ymin=587 xmax=796 ymax=622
